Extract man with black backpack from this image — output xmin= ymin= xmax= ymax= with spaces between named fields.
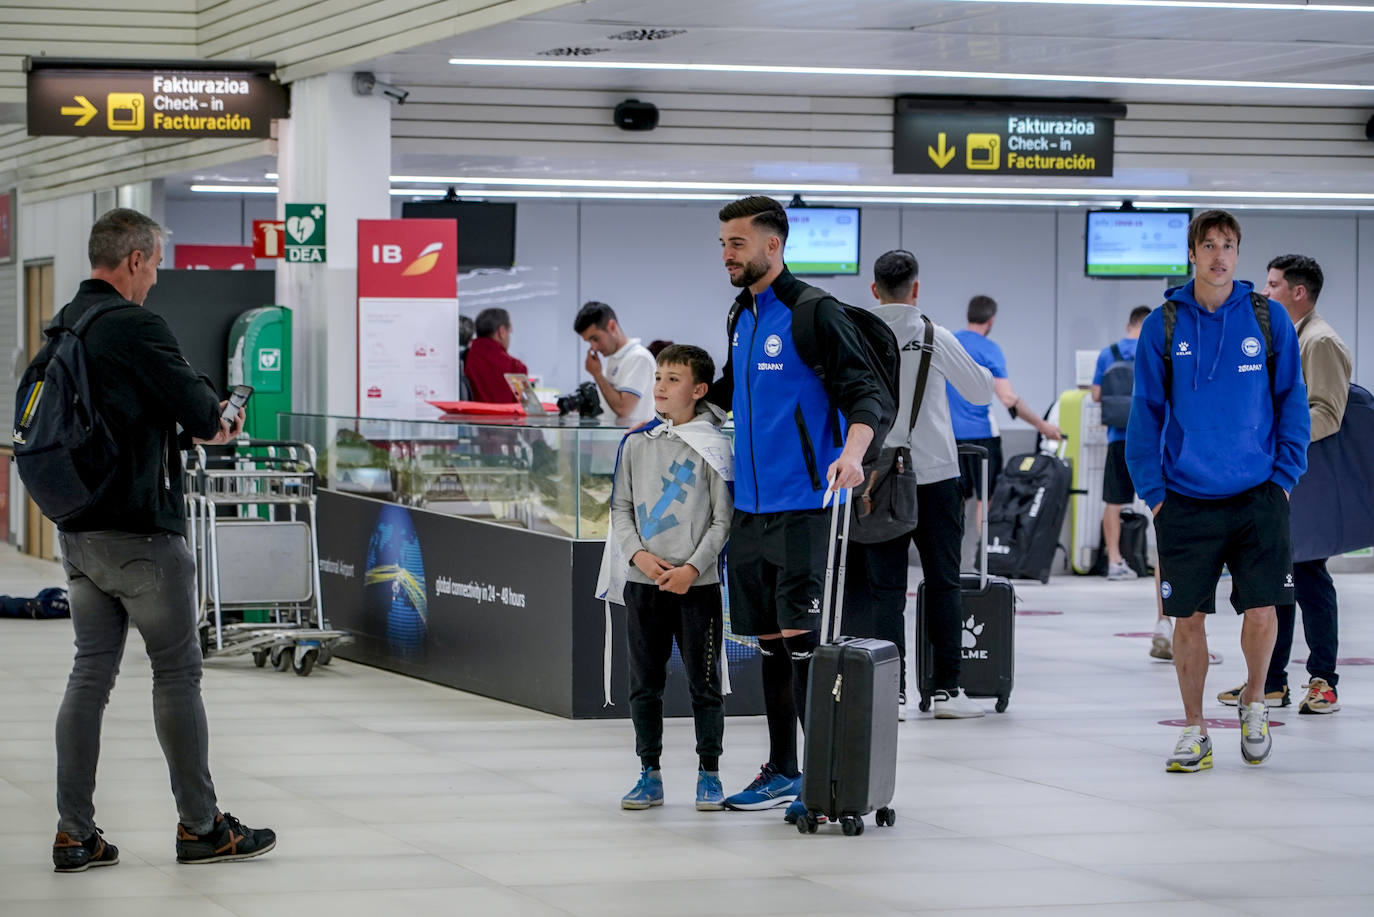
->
xmin=707 ymin=196 xmax=894 ymax=823
xmin=1126 ymin=210 xmax=1309 ymax=773
xmin=26 ymin=209 xmax=276 ymax=871
xmin=1092 ymin=305 xmax=1151 ymax=582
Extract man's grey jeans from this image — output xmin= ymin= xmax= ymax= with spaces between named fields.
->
xmin=56 ymin=530 xmax=217 ymax=838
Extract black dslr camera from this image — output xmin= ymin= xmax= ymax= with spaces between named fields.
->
xmin=555 ymin=381 xmax=604 ymax=418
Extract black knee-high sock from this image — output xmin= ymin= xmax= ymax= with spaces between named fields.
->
xmin=757 ymin=636 xmax=798 ymax=777
xmin=784 ymin=631 xmax=820 ymax=734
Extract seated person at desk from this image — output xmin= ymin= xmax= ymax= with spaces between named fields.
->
xmin=464 ymin=308 xmax=528 ymax=403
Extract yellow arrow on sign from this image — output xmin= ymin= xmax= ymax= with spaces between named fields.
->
xmin=927 ymin=132 xmax=956 ymax=168
xmin=60 ymin=95 xmax=98 ymax=127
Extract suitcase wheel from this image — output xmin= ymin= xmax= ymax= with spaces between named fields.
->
xmin=995 ymin=696 xmax=1009 ymax=713
xmin=918 ymin=696 xmax=931 ymax=713
xmin=840 ymin=815 xmax=865 ymax=837
xmin=795 ymin=812 xmax=821 ymax=835
xmin=876 ymin=807 xmax=896 ymax=828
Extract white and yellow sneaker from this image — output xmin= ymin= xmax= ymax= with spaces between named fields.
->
xmin=1166 ymin=726 xmax=1213 ymax=773
xmin=1239 ymin=702 xmax=1272 ymax=765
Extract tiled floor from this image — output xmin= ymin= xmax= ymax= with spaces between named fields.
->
xmin=3 ymin=544 xmax=1373 ymax=915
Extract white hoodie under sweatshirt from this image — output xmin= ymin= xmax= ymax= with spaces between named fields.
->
xmin=868 ymin=302 xmax=995 ymax=485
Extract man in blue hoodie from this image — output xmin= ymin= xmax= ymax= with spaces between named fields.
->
xmin=1126 ymin=209 xmax=1309 ymax=774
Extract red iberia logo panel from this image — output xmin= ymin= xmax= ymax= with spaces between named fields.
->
xmin=357 ymin=219 xmax=457 ymax=299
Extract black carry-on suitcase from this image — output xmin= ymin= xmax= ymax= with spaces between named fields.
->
xmin=917 ymin=444 xmax=1016 ymax=713
xmin=797 ymin=487 xmax=900 ymax=836
xmin=984 ymin=444 xmax=1072 ymax=583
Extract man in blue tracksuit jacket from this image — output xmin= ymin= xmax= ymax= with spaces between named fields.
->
xmin=1126 ymin=209 xmax=1309 ymax=775
xmin=706 ymin=196 xmax=892 ymax=822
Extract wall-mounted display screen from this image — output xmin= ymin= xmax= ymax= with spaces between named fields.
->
xmin=1085 ymin=209 xmax=1192 ymax=278
xmin=785 ymin=207 xmax=861 ymax=275
xmin=401 ymin=200 xmax=516 ymax=271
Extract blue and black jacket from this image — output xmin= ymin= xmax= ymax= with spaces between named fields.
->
xmin=708 ymin=268 xmax=891 ymax=514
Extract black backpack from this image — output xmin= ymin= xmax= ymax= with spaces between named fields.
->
xmin=12 ymin=302 xmax=135 ymax=524
xmin=728 ymin=285 xmax=900 ymax=456
xmin=0 ymin=587 xmax=70 ymax=619
xmin=1097 ymin=343 xmax=1135 ymax=428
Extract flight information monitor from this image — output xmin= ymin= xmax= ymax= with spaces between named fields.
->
xmin=1086 ymin=209 xmax=1192 ymax=278
xmin=785 ymin=207 xmax=861 ymax=275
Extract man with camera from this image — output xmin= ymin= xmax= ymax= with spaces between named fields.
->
xmin=574 ymin=301 xmax=656 ymax=426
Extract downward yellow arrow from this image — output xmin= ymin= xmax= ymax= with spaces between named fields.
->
xmin=927 ymin=132 xmax=956 ymax=169
xmin=60 ymin=95 xmax=98 ymax=127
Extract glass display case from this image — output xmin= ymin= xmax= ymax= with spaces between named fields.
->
xmin=278 ymin=412 xmax=634 ymax=540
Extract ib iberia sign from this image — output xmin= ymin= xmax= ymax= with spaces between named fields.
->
xmin=26 ymin=58 xmax=287 ymax=138
xmin=357 ymin=220 xmax=460 ymax=418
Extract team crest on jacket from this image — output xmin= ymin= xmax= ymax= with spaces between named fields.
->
xmin=764 ymin=334 xmax=783 ymax=357
xmin=1241 ymin=336 xmax=1262 ymax=358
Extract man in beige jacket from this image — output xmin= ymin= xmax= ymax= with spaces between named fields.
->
xmin=1218 ymin=254 xmax=1351 ymax=714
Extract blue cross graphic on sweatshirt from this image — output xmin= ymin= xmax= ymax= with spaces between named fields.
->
xmin=636 ymin=458 xmax=698 ymax=539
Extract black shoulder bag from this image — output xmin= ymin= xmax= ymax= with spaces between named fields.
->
xmin=850 ymin=315 xmax=934 ymax=544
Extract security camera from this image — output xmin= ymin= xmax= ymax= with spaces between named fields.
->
xmin=352 ymin=71 xmax=409 ymax=105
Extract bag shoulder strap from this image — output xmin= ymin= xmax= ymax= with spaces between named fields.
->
xmin=906 ymin=315 xmax=935 ymax=438
xmin=57 ymin=300 xmax=137 ymax=340
xmin=1250 ymin=291 xmax=1277 ymax=401
xmin=1161 ymin=301 xmax=1178 ymax=400
xmin=1110 ymin=342 xmax=1123 ymax=363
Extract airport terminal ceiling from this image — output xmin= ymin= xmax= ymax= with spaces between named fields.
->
xmin=7 ymin=0 xmax=1374 ymax=202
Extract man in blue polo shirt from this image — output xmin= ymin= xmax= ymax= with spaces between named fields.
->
xmin=1092 ymin=305 xmax=1151 ymax=582
xmin=949 ymin=295 xmax=1062 ymax=525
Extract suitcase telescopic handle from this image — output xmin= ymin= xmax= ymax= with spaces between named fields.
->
xmin=958 ymin=443 xmax=990 ymax=591
xmin=820 ymin=485 xmax=852 ymax=646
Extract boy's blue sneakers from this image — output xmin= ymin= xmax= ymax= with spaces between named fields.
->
xmin=723 ymin=763 xmax=802 ymax=810
xmin=695 ymin=770 xmax=725 ymax=811
xmin=621 ymin=767 xmax=664 ymax=809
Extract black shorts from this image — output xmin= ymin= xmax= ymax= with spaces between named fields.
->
xmin=1102 ymin=440 xmax=1135 ymax=505
xmin=1153 ymin=482 xmax=1294 ymax=617
xmin=956 ymin=436 xmax=1003 ymax=501
xmin=726 ymin=508 xmax=828 ymax=635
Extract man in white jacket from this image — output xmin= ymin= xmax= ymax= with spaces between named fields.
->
xmin=845 ymin=250 xmax=995 ymax=720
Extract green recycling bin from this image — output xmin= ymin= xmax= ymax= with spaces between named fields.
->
xmin=227 ymin=306 xmax=292 ymax=441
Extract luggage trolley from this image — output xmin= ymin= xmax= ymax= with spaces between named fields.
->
xmin=185 ymin=440 xmax=351 ymax=676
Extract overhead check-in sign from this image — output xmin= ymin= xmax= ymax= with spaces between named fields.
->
xmin=894 ymin=97 xmax=1124 ymax=177
xmin=26 ymin=58 xmax=287 ymax=138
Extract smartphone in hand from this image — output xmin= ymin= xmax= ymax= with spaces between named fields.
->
xmin=223 ymin=385 xmax=253 ymax=424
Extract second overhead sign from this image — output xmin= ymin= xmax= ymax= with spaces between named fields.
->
xmin=894 ymin=97 xmax=1126 ymax=178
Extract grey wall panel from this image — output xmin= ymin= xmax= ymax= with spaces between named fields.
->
xmin=901 ymin=207 xmax=1060 ymax=433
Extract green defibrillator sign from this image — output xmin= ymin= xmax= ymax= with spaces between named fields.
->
xmin=283 ymin=203 xmax=326 ymax=263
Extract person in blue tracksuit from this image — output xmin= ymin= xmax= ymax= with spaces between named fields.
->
xmin=706 ymin=196 xmax=893 ymax=824
xmin=1126 ymin=209 xmax=1309 ymax=774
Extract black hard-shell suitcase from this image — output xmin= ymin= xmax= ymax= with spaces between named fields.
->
xmin=797 ymin=487 xmax=899 ymax=836
xmin=917 ymin=445 xmax=1016 ymax=713
xmin=985 ymin=447 xmax=1072 ymax=583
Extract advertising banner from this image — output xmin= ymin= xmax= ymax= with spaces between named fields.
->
xmin=357 ymin=219 xmax=460 ymax=418
xmin=318 ymin=491 xmax=764 ymax=718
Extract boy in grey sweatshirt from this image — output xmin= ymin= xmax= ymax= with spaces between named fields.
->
xmin=608 ymin=344 xmax=733 ymax=812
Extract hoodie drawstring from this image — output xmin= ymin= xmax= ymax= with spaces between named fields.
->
xmin=1205 ymin=307 xmax=1228 ymax=385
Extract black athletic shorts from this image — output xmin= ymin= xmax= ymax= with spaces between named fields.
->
xmin=956 ymin=436 xmax=1003 ymax=501
xmin=1152 ymin=481 xmax=1294 ymax=617
xmin=1102 ymin=440 xmax=1135 ymax=505
xmin=726 ymin=508 xmax=828 ymax=635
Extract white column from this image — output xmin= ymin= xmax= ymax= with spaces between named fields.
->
xmin=276 ymin=71 xmax=391 ymax=416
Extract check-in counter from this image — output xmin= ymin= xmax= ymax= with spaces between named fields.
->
xmin=280 ymin=412 xmax=762 ymax=719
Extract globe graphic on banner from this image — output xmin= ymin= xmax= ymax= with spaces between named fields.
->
xmin=364 ymin=504 xmax=428 ymax=660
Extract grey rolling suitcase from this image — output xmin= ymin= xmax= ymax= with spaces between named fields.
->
xmin=797 ymin=487 xmax=900 ymax=836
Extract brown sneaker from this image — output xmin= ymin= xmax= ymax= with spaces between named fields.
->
xmin=1299 ymin=678 xmax=1340 ymax=714
xmin=53 ymin=828 xmax=119 ymax=873
xmin=176 ymin=812 xmax=276 ymax=864
xmin=1217 ymin=682 xmax=1289 ymax=707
